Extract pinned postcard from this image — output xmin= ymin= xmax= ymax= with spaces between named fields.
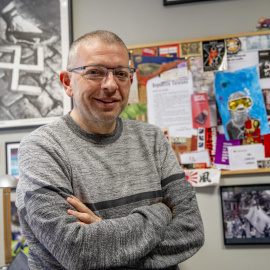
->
xmin=215 ymin=66 xmax=269 ymax=140
xmin=203 ymin=40 xmax=227 ymax=72
xmin=142 ymin=47 xmax=157 ymax=56
xmin=180 ymin=42 xmax=202 ymax=57
xmin=191 ymin=93 xmax=211 ymax=128
xmin=158 ymin=44 xmax=180 ymax=57
xmin=213 ymin=134 xmax=241 ymax=170
xmin=184 ymin=169 xmax=221 ymax=187
xmin=179 ymin=149 xmax=211 ymax=167
xmin=226 ymin=38 xmax=242 ymax=55
xmin=227 ymin=144 xmax=265 ymax=170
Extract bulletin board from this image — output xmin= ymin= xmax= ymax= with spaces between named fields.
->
xmin=125 ymin=30 xmax=270 ymax=175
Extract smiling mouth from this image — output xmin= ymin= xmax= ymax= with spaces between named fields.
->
xmin=96 ymin=98 xmax=118 ymax=103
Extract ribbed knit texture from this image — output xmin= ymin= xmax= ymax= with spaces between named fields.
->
xmin=16 ymin=114 xmax=204 ymax=269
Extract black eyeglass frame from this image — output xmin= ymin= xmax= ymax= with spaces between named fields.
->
xmin=68 ymin=65 xmax=136 ymax=78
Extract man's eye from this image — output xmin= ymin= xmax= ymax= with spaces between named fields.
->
xmin=116 ymin=71 xmax=128 ymax=78
xmin=85 ymin=69 xmax=104 ymax=77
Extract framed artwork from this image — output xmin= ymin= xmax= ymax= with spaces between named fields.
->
xmin=163 ymin=0 xmax=211 ymax=5
xmin=5 ymin=141 xmax=28 ymax=261
xmin=220 ymin=184 xmax=270 ymax=245
xmin=5 ymin=141 xmax=20 ymax=180
xmin=0 ymin=0 xmax=73 ymax=130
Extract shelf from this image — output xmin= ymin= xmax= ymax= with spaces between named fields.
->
xmin=221 ymin=168 xmax=270 ymax=175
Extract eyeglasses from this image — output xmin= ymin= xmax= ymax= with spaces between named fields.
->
xmin=68 ymin=65 xmax=136 ymax=81
xmin=228 ymin=97 xmax=253 ymax=111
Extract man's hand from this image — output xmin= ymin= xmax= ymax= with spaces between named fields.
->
xmin=157 ymin=202 xmax=172 ymax=220
xmin=67 ymin=195 xmax=102 ymax=225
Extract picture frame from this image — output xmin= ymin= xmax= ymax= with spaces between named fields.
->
xmin=0 ymin=0 xmax=73 ymax=130
xmin=5 ymin=141 xmax=20 ymax=180
xmin=4 ymin=141 xmax=28 ymax=262
xmin=163 ymin=0 xmax=211 ymax=5
xmin=220 ymin=184 xmax=270 ymax=245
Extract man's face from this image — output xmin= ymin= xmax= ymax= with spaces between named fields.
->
xmin=66 ymin=41 xmax=131 ymax=131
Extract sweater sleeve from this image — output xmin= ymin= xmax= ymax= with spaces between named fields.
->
xmin=129 ymin=132 xmax=205 ymax=269
xmin=16 ymin=135 xmax=171 ymax=270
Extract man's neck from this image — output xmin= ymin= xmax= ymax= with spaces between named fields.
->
xmin=70 ymin=111 xmax=116 ymax=135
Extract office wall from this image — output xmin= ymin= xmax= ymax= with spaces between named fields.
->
xmin=1 ymin=0 xmax=270 ymax=268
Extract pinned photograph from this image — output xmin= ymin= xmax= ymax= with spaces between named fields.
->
xmin=246 ymin=34 xmax=270 ymax=51
xmin=180 ymin=42 xmax=202 ymax=57
xmin=259 ymin=50 xmax=270 ymax=78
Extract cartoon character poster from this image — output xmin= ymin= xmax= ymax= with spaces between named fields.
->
xmin=215 ymin=66 xmax=269 ymax=140
xmin=203 ymin=40 xmax=227 ymax=72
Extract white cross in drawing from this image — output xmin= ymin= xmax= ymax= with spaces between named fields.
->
xmin=0 ymin=45 xmax=44 ymax=96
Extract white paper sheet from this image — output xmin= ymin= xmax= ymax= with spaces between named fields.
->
xmin=179 ymin=149 xmax=211 ymax=167
xmin=227 ymin=51 xmax=259 ymax=71
xmin=228 ymin=144 xmax=265 ymax=170
xmin=147 ymin=72 xmax=197 ymax=137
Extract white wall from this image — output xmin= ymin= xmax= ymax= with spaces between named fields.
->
xmin=1 ymin=0 xmax=270 ymax=268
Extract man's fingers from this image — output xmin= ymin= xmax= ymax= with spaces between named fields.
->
xmin=67 ymin=195 xmax=92 ymax=215
xmin=67 ymin=209 xmax=100 ymax=223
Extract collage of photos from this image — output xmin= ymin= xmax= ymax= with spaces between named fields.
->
xmin=124 ymin=32 xmax=270 ymax=178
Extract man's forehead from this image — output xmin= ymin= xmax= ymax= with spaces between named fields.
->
xmin=74 ymin=42 xmax=129 ymax=64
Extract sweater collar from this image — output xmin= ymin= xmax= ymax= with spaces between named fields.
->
xmin=63 ymin=113 xmax=123 ymax=145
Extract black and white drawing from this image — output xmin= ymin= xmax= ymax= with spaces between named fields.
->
xmin=0 ymin=0 xmax=72 ymax=129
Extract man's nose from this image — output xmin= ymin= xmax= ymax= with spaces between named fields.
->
xmin=102 ymin=70 xmax=118 ymax=91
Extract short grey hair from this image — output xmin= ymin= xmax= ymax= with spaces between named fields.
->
xmin=67 ymin=30 xmax=128 ymax=70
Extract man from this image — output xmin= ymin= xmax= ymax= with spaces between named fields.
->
xmin=16 ymin=30 xmax=204 ymax=269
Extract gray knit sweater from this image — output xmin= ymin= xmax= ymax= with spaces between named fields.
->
xmin=16 ymin=114 xmax=204 ymax=270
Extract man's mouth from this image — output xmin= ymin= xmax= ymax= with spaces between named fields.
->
xmin=96 ymin=98 xmax=118 ymax=103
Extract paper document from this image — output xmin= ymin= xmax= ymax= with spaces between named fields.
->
xmin=227 ymin=144 xmax=265 ymax=170
xmin=147 ymin=72 xmax=196 ymax=137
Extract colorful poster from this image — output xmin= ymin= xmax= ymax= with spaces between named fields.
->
xmin=202 ymin=40 xmax=227 ymax=72
xmin=133 ymin=55 xmax=185 ymax=85
xmin=191 ymin=93 xmax=211 ymax=128
xmin=215 ymin=66 xmax=269 ymax=140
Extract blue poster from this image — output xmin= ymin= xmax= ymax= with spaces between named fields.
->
xmin=215 ymin=66 xmax=269 ymax=140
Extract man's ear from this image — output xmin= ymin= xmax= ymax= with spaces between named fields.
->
xmin=60 ymin=71 xmax=73 ymax=97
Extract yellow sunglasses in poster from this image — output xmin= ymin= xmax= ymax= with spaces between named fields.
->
xmin=228 ymin=97 xmax=253 ymax=111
